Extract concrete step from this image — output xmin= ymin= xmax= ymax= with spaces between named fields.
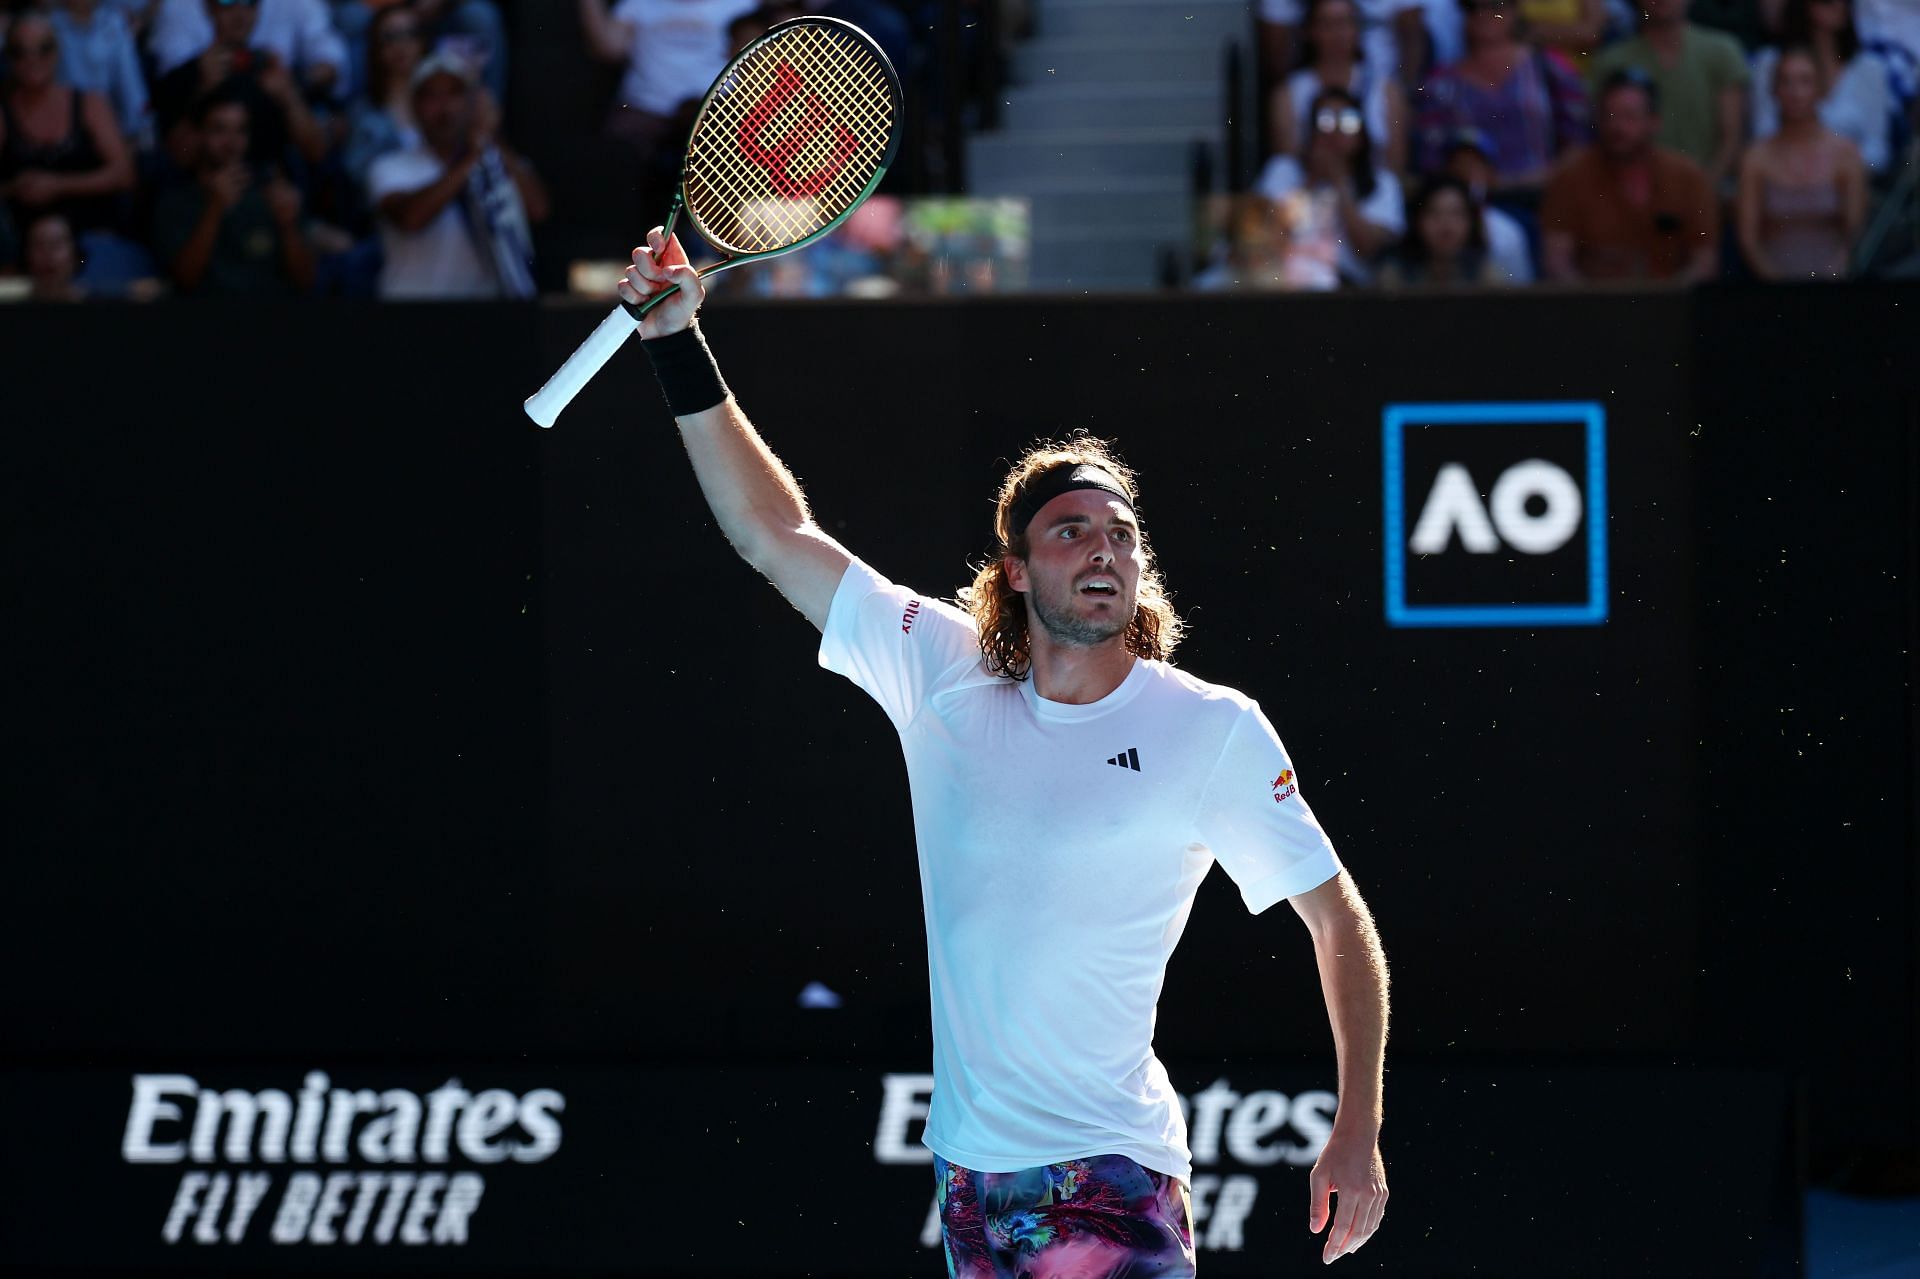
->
xmin=1034 ymin=0 xmax=1252 ymax=42
xmin=967 ymin=127 xmax=1205 ymax=187
xmin=1023 ymin=185 xmax=1197 ymax=232
xmin=1009 ymin=37 xmax=1235 ymax=84
xmin=1027 ymin=228 xmax=1182 ymax=287
xmin=1000 ymin=81 xmax=1222 ymax=131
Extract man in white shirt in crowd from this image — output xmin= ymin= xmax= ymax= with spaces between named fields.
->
xmin=367 ymin=49 xmax=547 ymax=299
xmin=606 ymin=227 xmax=1394 ymax=1275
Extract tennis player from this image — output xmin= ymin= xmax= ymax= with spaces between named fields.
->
xmin=619 ymin=228 xmax=1390 ymax=1275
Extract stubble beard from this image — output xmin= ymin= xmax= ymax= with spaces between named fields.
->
xmin=1029 ymin=582 xmax=1131 ymax=649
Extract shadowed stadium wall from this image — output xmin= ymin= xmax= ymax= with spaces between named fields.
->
xmin=3 ymin=288 xmax=1913 ymax=1276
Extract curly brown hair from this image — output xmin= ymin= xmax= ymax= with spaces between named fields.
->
xmin=957 ymin=432 xmax=1185 ymax=680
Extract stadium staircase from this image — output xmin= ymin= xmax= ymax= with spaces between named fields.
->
xmin=966 ymin=0 xmax=1259 ymax=290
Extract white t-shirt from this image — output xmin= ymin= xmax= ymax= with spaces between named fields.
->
xmin=818 ymin=559 xmax=1343 ymax=1183
xmin=1485 ymin=203 xmax=1535 ymax=282
xmin=613 ymin=0 xmax=757 ymax=117
xmin=1256 ymin=154 xmax=1406 ymax=284
xmin=369 ymin=146 xmax=511 ymax=300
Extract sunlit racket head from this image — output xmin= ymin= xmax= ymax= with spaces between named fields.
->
xmin=678 ymin=16 xmax=902 ymax=261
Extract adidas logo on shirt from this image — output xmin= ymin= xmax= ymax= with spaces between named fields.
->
xmin=1106 ymin=748 xmax=1141 ymax=772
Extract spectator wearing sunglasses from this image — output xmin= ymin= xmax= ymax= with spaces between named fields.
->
xmin=1750 ymin=0 xmax=1896 ymax=173
xmin=1539 ymin=68 xmax=1719 ymax=282
xmin=0 ymin=12 xmax=136 ymax=245
xmin=1589 ymin=0 xmax=1750 ymax=192
xmin=1256 ymin=85 xmax=1406 ymax=285
xmin=149 ymin=0 xmax=348 ymax=102
xmin=1736 ymin=45 xmax=1866 ymax=277
xmin=1414 ymin=0 xmax=1590 ymax=217
xmin=1271 ymin=0 xmax=1410 ymax=172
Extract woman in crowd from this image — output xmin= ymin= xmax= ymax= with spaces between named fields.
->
xmin=1737 ymin=44 xmax=1868 ymax=278
xmin=1413 ymin=0 xmax=1589 ymax=214
xmin=1750 ymin=0 xmax=1895 ymax=175
xmin=1272 ymin=0 xmax=1409 ymax=173
xmin=1257 ymin=85 xmax=1406 ymax=286
xmin=340 ymin=1 xmax=423 ymax=194
xmin=0 ymin=13 xmax=137 ymax=267
xmin=1378 ymin=172 xmax=1506 ymax=285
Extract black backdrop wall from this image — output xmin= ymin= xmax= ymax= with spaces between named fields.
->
xmin=3 ymin=287 xmax=1914 ymax=1277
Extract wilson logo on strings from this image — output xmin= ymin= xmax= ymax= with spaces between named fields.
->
xmin=736 ymin=62 xmax=859 ymax=199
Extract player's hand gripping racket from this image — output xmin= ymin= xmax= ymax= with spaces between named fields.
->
xmin=524 ymin=16 xmax=902 ymax=428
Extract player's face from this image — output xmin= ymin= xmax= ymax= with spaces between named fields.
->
xmin=1010 ymin=489 xmax=1144 ymax=649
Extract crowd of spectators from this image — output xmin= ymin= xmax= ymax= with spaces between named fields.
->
xmin=0 ymin=0 xmax=549 ymax=300
xmin=1201 ymin=0 xmax=1919 ymax=287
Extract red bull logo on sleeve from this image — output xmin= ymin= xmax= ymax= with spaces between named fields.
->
xmin=1271 ymin=771 xmax=1297 ymax=803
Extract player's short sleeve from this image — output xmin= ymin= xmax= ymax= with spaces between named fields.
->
xmin=1193 ymin=703 xmax=1343 ymax=914
xmin=818 ymin=558 xmax=984 ymax=732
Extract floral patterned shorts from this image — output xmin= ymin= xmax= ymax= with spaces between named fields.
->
xmin=934 ymin=1151 xmax=1197 ymax=1278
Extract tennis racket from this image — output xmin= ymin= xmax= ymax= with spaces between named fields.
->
xmin=524 ymin=15 xmax=903 ymax=428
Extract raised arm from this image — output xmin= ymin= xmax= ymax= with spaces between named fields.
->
xmin=617 ymin=228 xmax=854 ymax=632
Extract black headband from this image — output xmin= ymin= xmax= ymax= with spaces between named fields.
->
xmin=1008 ymin=464 xmax=1136 ymax=539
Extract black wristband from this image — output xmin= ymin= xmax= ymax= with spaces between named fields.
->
xmin=640 ymin=323 xmax=731 ymax=417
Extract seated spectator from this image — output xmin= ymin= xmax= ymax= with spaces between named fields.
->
xmin=1414 ymin=0 xmax=1590 ymax=217
xmin=1260 ymin=0 xmax=1430 ymax=93
xmin=367 ymin=49 xmax=547 ymax=298
xmin=149 ymin=0 xmax=347 ymax=102
xmin=21 ymin=207 xmax=86 ymax=297
xmin=329 ymin=0 xmax=508 ymax=105
xmin=1256 ymin=85 xmax=1407 ymax=284
xmin=152 ymin=0 xmax=329 ymax=172
xmin=151 ymin=82 xmax=315 ymax=293
xmin=1190 ymin=193 xmax=1295 ymax=289
xmin=50 ymin=0 xmax=150 ymax=145
xmin=1737 ymin=45 xmax=1867 ymax=276
xmin=338 ymin=0 xmax=421 ymax=196
xmin=1437 ymin=124 xmax=1536 ymax=278
xmin=0 ymin=13 xmax=137 ymax=244
xmin=1540 ymin=68 xmax=1719 ymax=281
xmin=1751 ymin=0 xmax=1896 ymax=173
xmin=1590 ymin=0 xmax=1750 ymax=191
xmin=1379 ymin=172 xmax=1508 ymax=283
xmin=1272 ymin=0 xmax=1410 ymax=173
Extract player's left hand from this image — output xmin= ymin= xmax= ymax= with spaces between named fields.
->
xmin=1309 ymin=1127 xmax=1387 ymax=1263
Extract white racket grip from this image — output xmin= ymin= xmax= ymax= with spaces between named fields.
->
xmin=524 ymin=304 xmax=642 ymax=428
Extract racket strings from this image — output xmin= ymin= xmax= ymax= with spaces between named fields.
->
xmin=685 ymin=24 xmax=895 ymax=254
